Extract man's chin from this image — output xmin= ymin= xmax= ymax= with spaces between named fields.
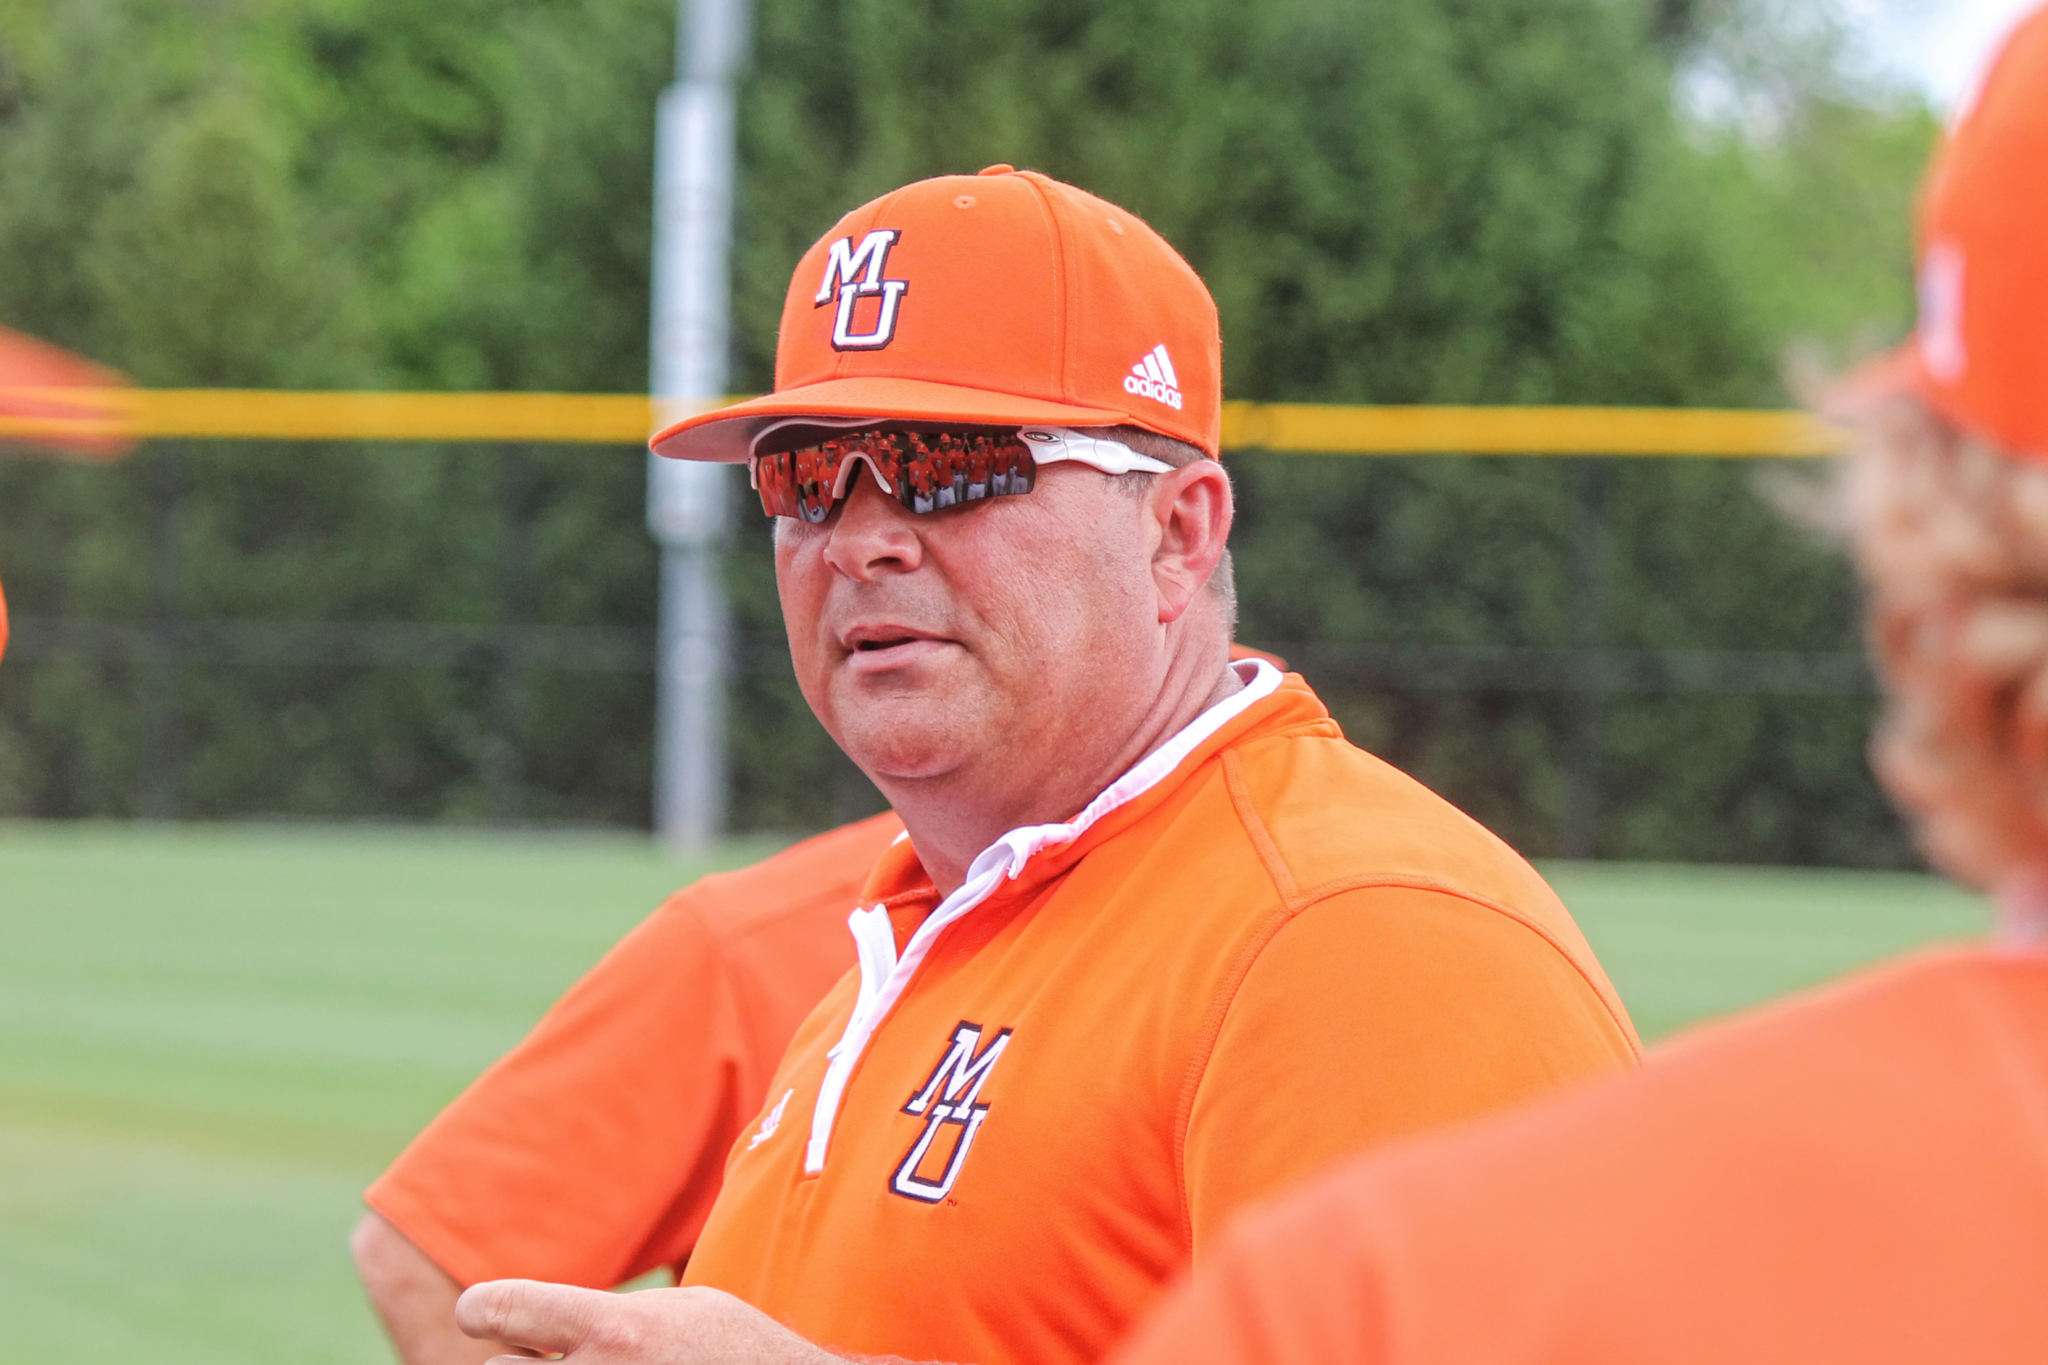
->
xmin=830 ymin=710 xmax=979 ymax=788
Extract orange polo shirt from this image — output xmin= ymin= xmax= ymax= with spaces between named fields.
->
xmin=1111 ymin=947 xmax=2048 ymax=1365
xmin=682 ymin=663 xmax=1638 ymax=1365
xmin=364 ymin=812 xmax=902 ymax=1287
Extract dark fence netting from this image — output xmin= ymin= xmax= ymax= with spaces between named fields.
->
xmin=0 ymin=440 xmax=1912 ymax=867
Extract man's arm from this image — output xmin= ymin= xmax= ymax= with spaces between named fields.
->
xmin=358 ymin=816 xmax=889 ymax=1307
xmin=455 ymin=1280 xmax=948 ymax=1365
xmin=356 ymin=1218 xmax=922 ymax=1365
xmin=353 ymin=1211 xmax=510 ymax=1365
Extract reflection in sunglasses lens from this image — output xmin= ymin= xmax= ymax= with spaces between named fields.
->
xmin=754 ymin=428 xmax=1035 ymax=521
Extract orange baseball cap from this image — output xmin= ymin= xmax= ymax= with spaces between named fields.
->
xmin=0 ymin=324 xmax=135 ymax=461
xmin=651 ymin=166 xmax=1222 ymax=463
xmin=1892 ymin=3 xmax=2048 ymax=458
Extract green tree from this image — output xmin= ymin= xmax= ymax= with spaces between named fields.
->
xmin=723 ymin=0 xmax=1902 ymax=855
xmin=0 ymin=0 xmax=1940 ymax=862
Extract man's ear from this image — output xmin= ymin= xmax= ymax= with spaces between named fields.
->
xmin=1148 ymin=460 xmax=1233 ymax=625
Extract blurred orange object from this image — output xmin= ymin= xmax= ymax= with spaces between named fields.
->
xmin=0 ymin=325 xmax=136 ymax=460
xmin=1110 ymin=949 xmax=2048 ymax=1365
xmin=1894 ymin=3 xmax=2048 ymax=458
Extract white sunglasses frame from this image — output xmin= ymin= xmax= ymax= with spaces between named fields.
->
xmin=746 ymin=419 xmax=1173 ymax=503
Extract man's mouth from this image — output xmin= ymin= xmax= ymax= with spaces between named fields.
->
xmin=844 ymin=623 xmax=939 ymax=650
xmin=840 ymin=625 xmax=952 ymax=671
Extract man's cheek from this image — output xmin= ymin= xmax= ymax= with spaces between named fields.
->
xmin=773 ymin=547 xmax=824 ymax=640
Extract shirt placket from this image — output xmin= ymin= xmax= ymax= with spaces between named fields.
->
xmin=801 ymin=659 xmax=1285 ymax=1175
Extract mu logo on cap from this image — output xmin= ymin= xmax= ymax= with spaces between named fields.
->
xmin=890 ymin=1020 xmax=1011 ymax=1203
xmin=815 ymin=229 xmax=910 ymax=352
xmin=1916 ymin=239 xmax=1968 ymax=384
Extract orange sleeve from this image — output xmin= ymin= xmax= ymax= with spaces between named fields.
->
xmin=1181 ymin=885 xmax=1636 ymax=1244
xmin=364 ymin=815 xmax=894 ymax=1290
xmin=365 ymin=896 xmax=757 ymax=1288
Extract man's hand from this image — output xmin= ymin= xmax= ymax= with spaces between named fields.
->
xmin=455 ymin=1281 xmax=843 ymax=1365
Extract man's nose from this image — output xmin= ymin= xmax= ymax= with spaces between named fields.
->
xmin=821 ymin=467 xmax=924 ymax=581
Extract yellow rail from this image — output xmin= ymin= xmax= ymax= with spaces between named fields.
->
xmin=0 ymin=389 xmax=1851 ymax=457
xmin=1217 ymin=402 xmax=1845 ymax=457
xmin=138 ymin=390 xmax=658 ymax=443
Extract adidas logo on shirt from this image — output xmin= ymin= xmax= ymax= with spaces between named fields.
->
xmin=1123 ymin=344 xmax=1184 ymax=411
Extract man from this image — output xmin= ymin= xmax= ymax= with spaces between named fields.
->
xmin=355 ymin=678 xmax=1267 ymax=1365
xmin=453 ymin=165 xmax=1637 ymax=1365
xmin=1109 ymin=13 xmax=2048 ymax=1364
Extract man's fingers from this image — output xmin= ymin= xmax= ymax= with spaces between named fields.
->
xmin=457 ymin=1278 xmax=611 ymax=1354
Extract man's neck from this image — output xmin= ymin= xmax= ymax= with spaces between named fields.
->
xmin=885 ymin=647 xmax=1245 ymax=898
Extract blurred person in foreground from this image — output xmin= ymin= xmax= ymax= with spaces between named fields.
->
xmin=1109 ymin=13 xmax=2048 ymax=1364
xmin=446 ymin=166 xmax=1639 ymax=1365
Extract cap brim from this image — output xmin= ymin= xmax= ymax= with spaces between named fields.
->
xmin=1839 ymin=344 xmax=1925 ymax=408
xmin=1817 ymin=342 xmax=1954 ymax=434
xmin=651 ymin=377 xmax=1137 ymax=462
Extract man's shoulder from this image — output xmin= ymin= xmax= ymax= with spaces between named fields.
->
xmin=1220 ymin=726 xmax=1558 ymax=919
xmin=1171 ymin=696 xmax=1630 ymax=1037
xmin=518 ymin=814 xmax=898 ymax=1023
xmin=660 ymin=812 xmax=905 ymax=946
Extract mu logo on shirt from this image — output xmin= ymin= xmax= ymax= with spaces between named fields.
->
xmin=890 ymin=1020 xmax=1012 ymax=1203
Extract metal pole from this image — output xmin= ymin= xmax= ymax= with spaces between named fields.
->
xmin=648 ymin=0 xmax=748 ymax=847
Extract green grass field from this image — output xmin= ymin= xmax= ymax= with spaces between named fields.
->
xmin=0 ymin=823 xmax=1989 ymax=1365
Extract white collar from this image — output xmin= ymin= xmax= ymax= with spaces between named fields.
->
xmin=804 ymin=657 xmax=1284 ymax=1172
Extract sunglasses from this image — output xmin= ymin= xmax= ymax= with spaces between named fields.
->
xmin=748 ymin=421 xmax=1174 ymax=523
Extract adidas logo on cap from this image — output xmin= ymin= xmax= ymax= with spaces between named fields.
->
xmin=1123 ymin=344 xmax=1184 ymax=411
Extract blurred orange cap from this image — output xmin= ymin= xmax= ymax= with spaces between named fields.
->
xmin=1894 ymin=3 xmax=2048 ymax=458
xmin=0 ymin=325 xmax=134 ymax=460
xmin=651 ymin=166 xmax=1222 ymax=462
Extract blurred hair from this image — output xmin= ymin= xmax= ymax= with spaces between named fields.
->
xmin=1841 ymin=391 xmax=2048 ymax=888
